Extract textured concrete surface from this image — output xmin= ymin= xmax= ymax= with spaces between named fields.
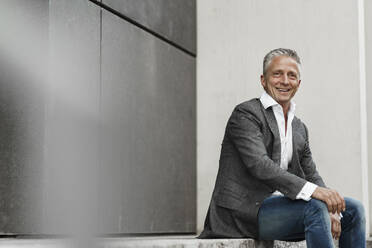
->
xmin=0 ymin=236 xmax=371 ymax=248
xmin=98 ymin=237 xmax=310 ymax=248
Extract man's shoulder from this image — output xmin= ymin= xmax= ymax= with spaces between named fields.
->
xmin=293 ymin=116 xmax=309 ymax=135
xmin=227 ymin=98 xmax=266 ymax=125
xmin=234 ymin=98 xmax=262 ymax=114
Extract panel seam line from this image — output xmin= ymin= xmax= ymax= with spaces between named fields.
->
xmin=88 ymin=0 xmax=196 ymax=57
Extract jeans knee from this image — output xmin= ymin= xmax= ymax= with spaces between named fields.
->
xmin=305 ymin=199 xmax=329 ymax=219
xmin=304 ymin=199 xmax=331 ymax=233
xmin=345 ymin=197 xmax=366 ymax=225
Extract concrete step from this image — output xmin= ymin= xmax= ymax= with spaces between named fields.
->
xmin=98 ymin=235 xmax=372 ymax=248
xmin=0 ymin=236 xmax=371 ymax=248
xmin=99 ymin=236 xmax=308 ymax=248
xmin=100 ymin=236 xmax=302 ymax=248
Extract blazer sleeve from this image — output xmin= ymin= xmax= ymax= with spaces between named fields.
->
xmin=227 ymin=107 xmax=307 ymax=200
xmin=300 ymin=124 xmax=326 ymax=187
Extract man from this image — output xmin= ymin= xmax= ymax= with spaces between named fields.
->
xmin=199 ymin=48 xmax=366 ymax=248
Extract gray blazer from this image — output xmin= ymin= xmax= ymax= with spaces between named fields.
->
xmin=199 ymin=98 xmax=326 ymax=239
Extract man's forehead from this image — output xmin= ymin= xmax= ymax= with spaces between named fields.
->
xmin=270 ymin=56 xmax=300 ymax=73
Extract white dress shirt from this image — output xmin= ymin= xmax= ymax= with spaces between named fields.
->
xmin=260 ymin=91 xmax=317 ymax=201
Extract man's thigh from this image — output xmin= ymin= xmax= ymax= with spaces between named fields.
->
xmin=258 ymin=195 xmax=307 ymax=241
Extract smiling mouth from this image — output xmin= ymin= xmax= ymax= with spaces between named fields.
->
xmin=276 ymin=88 xmax=290 ymax=92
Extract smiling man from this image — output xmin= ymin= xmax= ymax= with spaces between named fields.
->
xmin=199 ymin=48 xmax=366 ymax=248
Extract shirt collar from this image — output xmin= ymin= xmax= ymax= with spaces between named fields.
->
xmin=260 ymin=91 xmax=278 ymax=109
xmin=259 ymin=91 xmax=296 ymax=114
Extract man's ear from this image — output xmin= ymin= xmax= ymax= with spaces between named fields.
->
xmin=298 ymin=79 xmax=301 ymax=87
xmin=260 ymin=75 xmax=266 ymax=88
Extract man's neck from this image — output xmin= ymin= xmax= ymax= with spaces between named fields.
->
xmin=280 ymin=103 xmax=290 ymax=118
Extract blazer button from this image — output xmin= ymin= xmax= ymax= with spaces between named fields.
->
xmin=255 ymin=202 xmax=260 ymax=206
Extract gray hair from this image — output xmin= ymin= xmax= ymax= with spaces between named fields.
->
xmin=263 ymin=48 xmax=302 ymax=78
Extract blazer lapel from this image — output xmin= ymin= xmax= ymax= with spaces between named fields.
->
xmin=291 ymin=117 xmax=301 ymax=159
xmin=288 ymin=117 xmax=303 ymax=176
xmin=261 ymin=106 xmax=281 ymax=165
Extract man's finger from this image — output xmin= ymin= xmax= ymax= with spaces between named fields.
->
xmin=330 ymin=191 xmax=344 ymax=214
xmin=343 ymin=198 xmax=346 ymax=212
xmin=338 ymin=192 xmax=346 ymax=211
xmin=333 ymin=192 xmax=341 ymax=213
xmin=336 ymin=197 xmax=343 ymax=214
xmin=325 ymin=198 xmax=333 ymax=213
xmin=329 ymin=196 xmax=337 ymax=214
xmin=336 ymin=221 xmax=341 ymax=239
xmin=334 ymin=191 xmax=345 ymax=213
xmin=332 ymin=220 xmax=337 ymax=237
xmin=337 ymin=222 xmax=341 ymax=239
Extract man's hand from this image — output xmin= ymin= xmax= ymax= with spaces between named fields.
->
xmin=329 ymin=213 xmax=341 ymax=239
xmin=311 ymin=187 xmax=345 ymax=214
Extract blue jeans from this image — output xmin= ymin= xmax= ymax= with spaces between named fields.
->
xmin=258 ymin=196 xmax=366 ymax=248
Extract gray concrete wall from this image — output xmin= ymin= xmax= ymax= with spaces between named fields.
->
xmin=47 ymin=0 xmax=197 ymax=234
xmin=99 ymin=7 xmax=196 ymax=234
xmin=102 ymin=0 xmax=196 ymax=54
xmin=0 ymin=0 xmax=196 ymax=235
xmin=0 ymin=0 xmax=48 ymax=233
xmin=197 ymin=0 xmax=366 ymax=232
xmin=45 ymin=0 xmax=101 ymax=234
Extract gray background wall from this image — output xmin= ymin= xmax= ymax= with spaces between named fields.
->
xmin=197 ymin=0 xmax=370 ymax=233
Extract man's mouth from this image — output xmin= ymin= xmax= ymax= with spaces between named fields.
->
xmin=276 ymin=88 xmax=290 ymax=92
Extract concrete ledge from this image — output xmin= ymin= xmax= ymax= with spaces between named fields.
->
xmin=99 ymin=236 xmax=304 ymax=248
xmin=0 ymin=236 xmax=371 ymax=248
xmin=99 ymin=236 xmax=372 ymax=248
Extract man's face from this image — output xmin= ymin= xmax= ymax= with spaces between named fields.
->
xmin=260 ymin=55 xmax=301 ymax=107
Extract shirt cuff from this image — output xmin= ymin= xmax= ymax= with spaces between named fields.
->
xmin=296 ymin=182 xmax=318 ymax=201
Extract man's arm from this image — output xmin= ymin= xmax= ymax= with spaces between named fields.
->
xmin=227 ymin=107 xmax=307 ymax=200
xmin=301 ymin=124 xmax=345 ymax=214
xmin=300 ymin=124 xmax=326 ymax=187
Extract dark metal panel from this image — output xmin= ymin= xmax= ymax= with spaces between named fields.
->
xmin=0 ymin=0 xmax=48 ymax=233
xmin=45 ymin=0 xmax=101 ymax=234
xmin=102 ymin=0 xmax=196 ymax=55
xmin=100 ymin=11 xmax=196 ymax=233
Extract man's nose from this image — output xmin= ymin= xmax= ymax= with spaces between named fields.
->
xmin=281 ymin=75 xmax=289 ymax=85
